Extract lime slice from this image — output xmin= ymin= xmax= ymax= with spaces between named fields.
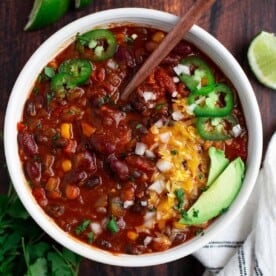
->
xmin=75 ymin=0 xmax=93 ymax=9
xmin=24 ymin=0 xmax=70 ymax=31
xmin=248 ymin=31 xmax=276 ymax=90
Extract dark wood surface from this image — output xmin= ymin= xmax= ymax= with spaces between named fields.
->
xmin=1 ymin=0 xmax=275 ymax=275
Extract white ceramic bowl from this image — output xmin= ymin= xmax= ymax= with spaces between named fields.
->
xmin=4 ymin=8 xmax=262 ymax=267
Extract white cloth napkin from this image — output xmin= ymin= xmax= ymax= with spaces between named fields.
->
xmin=194 ymin=133 xmax=276 ymax=275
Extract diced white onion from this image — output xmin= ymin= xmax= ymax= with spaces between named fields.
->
xmin=140 ymin=200 xmax=148 ymax=207
xmin=172 ymin=110 xmax=184 ymax=121
xmin=186 ymin=97 xmax=206 ymax=115
xmin=154 ymin=119 xmax=163 ymax=128
xmin=143 ymin=91 xmax=156 ymax=102
xmin=123 ymin=200 xmax=134 ymax=208
xmin=144 ymin=211 xmax=156 ymax=221
xmin=149 ymin=178 xmax=166 ymax=193
xmin=90 ymin=222 xmax=102 ymax=235
xmin=144 ymin=236 xmax=153 ymax=246
xmin=131 ymin=33 xmax=138 ymax=40
xmin=231 ymin=124 xmax=242 ymax=137
xmin=173 ymin=64 xmax=190 ymax=76
xmin=96 ymin=207 xmax=107 ymax=214
xmin=186 ymin=104 xmax=196 ymax=115
xmin=135 ymin=142 xmax=147 ymax=156
xmin=106 ymin=59 xmax=118 ymax=70
xmin=159 ymin=132 xmax=171 ymax=143
xmin=145 ymin=149 xmax=156 ymax=159
xmin=117 ymin=217 xmax=126 ymax=229
xmin=173 ymin=77 xmax=180 ymax=83
xmin=156 ymin=159 xmax=172 ymax=173
xmin=172 ymin=90 xmax=178 ymax=97
xmin=143 ymin=211 xmax=156 ymax=229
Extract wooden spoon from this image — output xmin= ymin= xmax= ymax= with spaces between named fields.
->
xmin=121 ymin=0 xmax=216 ymax=101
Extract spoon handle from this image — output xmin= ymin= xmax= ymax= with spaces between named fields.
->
xmin=121 ymin=0 xmax=216 ymax=101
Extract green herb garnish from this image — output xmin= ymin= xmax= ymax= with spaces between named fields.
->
xmin=107 ymin=217 xmax=119 ymax=233
xmin=75 ymin=220 xmax=91 ymax=235
xmin=155 ymin=103 xmax=167 ymax=110
xmin=44 ymin=66 xmax=56 ymax=79
xmin=174 ymin=188 xmax=184 ymax=210
xmin=171 ymin=149 xmax=178 ymax=155
xmin=192 ymin=208 xmax=199 ymax=218
xmin=87 ymin=232 xmax=95 ymax=244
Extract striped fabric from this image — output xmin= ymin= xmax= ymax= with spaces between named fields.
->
xmin=194 ymin=133 xmax=276 ymax=276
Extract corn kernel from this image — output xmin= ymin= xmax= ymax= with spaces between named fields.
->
xmin=173 ymin=221 xmax=187 ymax=230
xmin=127 ymin=231 xmax=138 ymax=241
xmin=60 ymin=123 xmax=72 ymax=139
xmin=152 ymin=31 xmax=165 ymax=43
xmin=62 ymin=159 xmax=72 ymax=172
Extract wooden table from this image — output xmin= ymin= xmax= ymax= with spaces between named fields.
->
xmin=1 ymin=0 xmax=275 ymax=274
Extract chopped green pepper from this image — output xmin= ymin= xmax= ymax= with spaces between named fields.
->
xmin=178 ymin=56 xmax=215 ymax=92
xmin=107 ymin=217 xmax=119 ymax=233
xmin=75 ymin=219 xmax=91 ymax=235
xmin=196 ymin=115 xmax=238 ymax=140
xmin=188 ymin=83 xmax=234 ymax=117
xmin=59 ymin=58 xmax=92 ymax=86
xmin=77 ymin=29 xmax=117 ymax=61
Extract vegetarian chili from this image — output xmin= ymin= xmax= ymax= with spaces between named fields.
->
xmin=17 ymin=26 xmax=248 ymax=254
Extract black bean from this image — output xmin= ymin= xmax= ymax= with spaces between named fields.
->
xmin=85 ymin=176 xmax=102 ymax=188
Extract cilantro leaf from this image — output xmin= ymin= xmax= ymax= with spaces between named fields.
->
xmin=26 ymin=258 xmax=48 ymax=276
xmin=44 ymin=66 xmax=56 ymax=79
xmin=75 ymin=219 xmax=91 ymax=235
xmin=174 ymin=188 xmax=185 ymax=210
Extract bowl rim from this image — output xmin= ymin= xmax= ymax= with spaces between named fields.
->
xmin=4 ymin=7 xmax=263 ymax=267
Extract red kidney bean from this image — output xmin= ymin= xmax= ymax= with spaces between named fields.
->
xmin=63 ymin=170 xmax=88 ymax=186
xmin=24 ymin=160 xmax=41 ymax=184
xmin=18 ymin=132 xmax=38 ymax=157
xmin=74 ymin=151 xmax=97 ymax=173
xmin=160 ymin=54 xmax=181 ymax=66
xmin=45 ymin=204 xmax=65 ymax=218
xmin=115 ymin=46 xmax=136 ymax=68
xmin=125 ymin=155 xmax=156 ymax=173
xmin=109 ymin=158 xmax=129 ymax=180
xmin=172 ymin=41 xmax=193 ymax=56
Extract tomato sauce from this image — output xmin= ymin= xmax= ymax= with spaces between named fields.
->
xmin=17 ymin=26 xmax=248 ymax=254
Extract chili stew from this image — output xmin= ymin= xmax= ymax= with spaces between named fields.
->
xmin=18 ymin=26 xmax=248 ymax=254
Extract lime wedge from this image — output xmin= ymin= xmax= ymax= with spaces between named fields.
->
xmin=75 ymin=0 xmax=93 ymax=9
xmin=24 ymin=0 xmax=70 ymax=31
xmin=248 ymin=31 xmax=276 ymax=90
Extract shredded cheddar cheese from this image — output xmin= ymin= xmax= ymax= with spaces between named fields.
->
xmin=148 ymin=98 xmax=210 ymax=224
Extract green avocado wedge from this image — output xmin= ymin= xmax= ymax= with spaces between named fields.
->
xmin=207 ymin=147 xmax=229 ymax=186
xmin=179 ymin=157 xmax=245 ymax=225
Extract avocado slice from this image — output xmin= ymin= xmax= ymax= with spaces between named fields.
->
xmin=207 ymin=147 xmax=229 ymax=186
xmin=179 ymin=157 xmax=245 ymax=225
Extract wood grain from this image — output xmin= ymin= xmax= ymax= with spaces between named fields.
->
xmin=1 ymin=0 xmax=275 ymax=274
